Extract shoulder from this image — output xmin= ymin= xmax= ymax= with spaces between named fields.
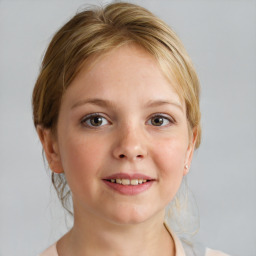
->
xmin=39 ymin=243 xmax=58 ymax=256
xmin=206 ymin=247 xmax=230 ymax=256
xmin=164 ymin=223 xmax=230 ymax=256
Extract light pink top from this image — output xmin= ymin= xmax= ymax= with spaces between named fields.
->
xmin=39 ymin=227 xmax=230 ymax=256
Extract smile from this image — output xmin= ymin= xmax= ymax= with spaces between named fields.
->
xmin=107 ymin=179 xmax=148 ymax=185
xmin=102 ymin=173 xmax=155 ymax=195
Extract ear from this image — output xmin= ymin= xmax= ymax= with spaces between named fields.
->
xmin=36 ymin=125 xmax=64 ymax=174
xmin=183 ymin=127 xmax=198 ymax=176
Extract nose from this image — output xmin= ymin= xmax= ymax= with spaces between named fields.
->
xmin=112 ymin=126 xmax=147 ymax=161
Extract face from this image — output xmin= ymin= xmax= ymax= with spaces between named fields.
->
xmin=44 ymin=44 xmax=196 ymax=225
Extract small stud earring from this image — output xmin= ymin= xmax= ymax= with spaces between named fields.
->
xmin=184 ymin=164 xmax=189 ymax=174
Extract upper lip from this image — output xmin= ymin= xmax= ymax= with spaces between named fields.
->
xmin=103 ymin=173 xmax=155 ymax=180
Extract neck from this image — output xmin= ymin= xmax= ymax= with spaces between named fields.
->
xmin=57 ymin=209 xmax=175 ymax=256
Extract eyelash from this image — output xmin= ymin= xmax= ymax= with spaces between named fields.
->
xmin=81 ymin=113 xmax=110 ymax=128
xmin=80 ymin=113 xmax=175 ymax=128
xmin=147 ymin=113 xmax=175 ymax=127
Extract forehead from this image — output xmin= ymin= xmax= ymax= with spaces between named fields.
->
xmin=62 ymin=44 xmax=185 ymax=110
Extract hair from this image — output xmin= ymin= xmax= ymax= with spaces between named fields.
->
xmin=32 ymin=2 xmax=201 ymax=214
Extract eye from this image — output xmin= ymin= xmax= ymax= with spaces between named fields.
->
xmin=81 ymin=114 xmax=109 ymax=127
xmin=147 ymin=114 xmax=173 ymax=127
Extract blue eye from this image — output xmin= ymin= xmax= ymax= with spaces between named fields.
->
xmin=147 ymin=115 xmax=172 ymax=126
xmin=82 ymin=114 xmax=109 ymax=127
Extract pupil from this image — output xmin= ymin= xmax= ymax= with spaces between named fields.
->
xmin=153 ymin=117 xmax=163 ymax=126
xmin=92 ymin=116 xmax=102 ymax=126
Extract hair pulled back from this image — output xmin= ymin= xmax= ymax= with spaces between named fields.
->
xmin=32 ymin=2 xmax=201 ymax=213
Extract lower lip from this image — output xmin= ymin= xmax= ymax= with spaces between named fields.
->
xmin=103 ymin=180 xmax=154 ymax=195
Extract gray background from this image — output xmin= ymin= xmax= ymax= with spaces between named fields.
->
xmin=0 ymin=0 xmax=255 ymax=255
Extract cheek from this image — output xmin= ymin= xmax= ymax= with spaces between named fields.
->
xmin=58 ymin=135 xmax=106 ymax=192
xmin=154 ymin=136 xmax=188 ymax=174
xmin=152 ymin=136 xmax=188 ymax=201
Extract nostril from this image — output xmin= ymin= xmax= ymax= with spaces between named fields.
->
xmin=119 ymin=154 xmax=143 ymax=159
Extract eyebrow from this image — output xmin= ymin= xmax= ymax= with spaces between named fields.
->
xmin=71 ymin=98 xmax=183 ymax=111
xmin=145 ymin=99 xmax=183 ymax=111
xmin=71 ymin=98 xmax=115 ymax=109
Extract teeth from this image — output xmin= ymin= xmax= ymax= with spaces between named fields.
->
xmin=131 ymin=179 xmax=139 ymax=185
xmin=116 ymin=179 xmax=122 ymax=184
xmin=109 ymin=179 xmax=148 ymax=185
xmin=122 ymin=179 xmax=130 ymax=185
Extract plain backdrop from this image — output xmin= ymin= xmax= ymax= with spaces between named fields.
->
xmin=0 ymin=0 xmax=255 ymax=255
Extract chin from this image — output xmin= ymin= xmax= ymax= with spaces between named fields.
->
xmin=104 ymin=205 xmax=163 ymax=226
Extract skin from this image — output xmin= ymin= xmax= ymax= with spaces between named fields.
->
xmin=38 ymin=44 xmax=197 ymax=256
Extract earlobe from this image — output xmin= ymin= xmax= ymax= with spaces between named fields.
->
xmin=184 ymin=164 xmax=189 ymax=175
xmin=183 ymin=127 xmax=198 ymax=176
xmin=36 ymin=126 xmax=64 ymax=174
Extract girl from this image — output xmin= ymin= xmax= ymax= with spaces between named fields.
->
xmin=33 ymin=2 xmax=228 ymax=256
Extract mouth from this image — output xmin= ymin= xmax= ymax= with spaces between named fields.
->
xmin=104 ymin=178 xmax=150 ymax=186
xmin=102 ymin=173 xmax=155 ymax=195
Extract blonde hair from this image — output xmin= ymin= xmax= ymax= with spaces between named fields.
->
xmin=32 ymin=2 xmax=201 ymax=213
